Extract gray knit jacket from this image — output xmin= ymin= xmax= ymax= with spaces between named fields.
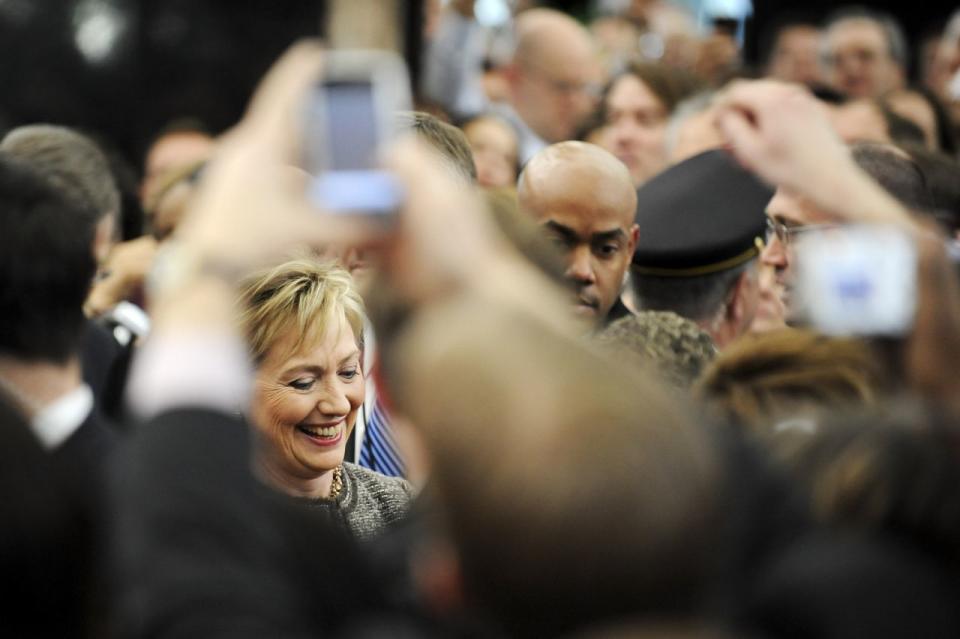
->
xmin=301 ymin=462 xmax=413 ymax=540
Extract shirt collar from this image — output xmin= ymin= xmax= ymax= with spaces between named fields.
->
xmin=32 ymin=384 xmax=94 ymax=450
xmin=491 ymin=104 xmax=547 ymax=166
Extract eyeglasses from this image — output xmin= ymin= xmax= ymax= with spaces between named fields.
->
xmin=519 ymin=58 xmax=601 ymax=99
xmin=766 ymin=218 xmax=841 ymax=246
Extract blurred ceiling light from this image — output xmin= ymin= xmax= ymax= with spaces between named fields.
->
xmin=475 ymin=0 xmax=510 ymax=27
xmin=702 ymin=0 xmax=752 ymax=20
xmin=73 ymin=0 xmax=127 ymax=64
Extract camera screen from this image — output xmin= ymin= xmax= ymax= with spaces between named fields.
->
xmin=322 ymin=80 xmax=379 ymax=171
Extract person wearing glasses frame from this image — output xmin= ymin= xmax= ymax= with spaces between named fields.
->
xmin=761 ymin=141 xmax=936 ymax=321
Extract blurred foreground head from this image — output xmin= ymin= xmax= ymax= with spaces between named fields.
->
xmin=594 ymin=311 xmax=716 ymax=390
xmin=390 ymin=300 xmax=724 ymax=637
xmin=774 ymin=404 xmax=960 ymax=567
xmin=697 ymin=328 xmax=890 ymax=438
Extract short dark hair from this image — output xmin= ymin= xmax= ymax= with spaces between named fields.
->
xmin=879 ymin=104 xmax=928 ymax=148
xmin=758 ymin=13 xmax=820 ymax=68
xmin=883 ymin=87 xmax=958 ymax=155
xmin=851 ymin=142 xmax=934 ymax=212
xmin=397 ymin=111 xmax=477 ymax=182
xmin=0 ymin=154 xmax=96 ymax=362
xmin=823 ymin=6 xmax=909 ymax=69
xmin=906 ymin=147 xmax=960 ymax=233
xmin=602 ymin=63 xmax=704 ymax=122
xmin=630 ymin=260 xmax=755 ymax=323
xmin=0 ymin=125 xmax=120 ymax=231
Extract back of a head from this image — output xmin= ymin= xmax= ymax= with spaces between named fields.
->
xmin=774 ymin=403 xmax=960 ymax=566
xmin=631 ymin=262 xmax=755 ymax=325
xmin=907 ymin=147 xmax=960 ymax=234
xmin=1 ymin=124 xmax=120 ymax=228
xmin=393 ymin=300 xmax=723 ymax=636
xmin=0 ymin=153 xmax=96 ymax=362
xmin=851 ymin=142 xmax=934 ymax=213
xmin=397 ymin=111 xmax=477 ymax=183
xmin=594 ymin=311 xmax=717 ymax=389
xmin=696 ymin=328 xmax=889 ymax=437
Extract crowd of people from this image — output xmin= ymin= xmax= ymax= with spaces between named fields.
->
xmin=4 ymin=1 xmax=960 ymax=637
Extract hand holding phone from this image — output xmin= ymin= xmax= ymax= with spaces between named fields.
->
xmin=303 ymin=49 xmax=412 ymax=218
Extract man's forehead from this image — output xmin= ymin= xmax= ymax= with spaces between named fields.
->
xmin=766 ymin=189 xmax=836 ymax=226
xmin=541 ymin=212 xmax=632 ymax=240
xmin=521 ymin=153 xmax=635 ymax=220
xmin=829 ymin=19 xmax=887 ymax=48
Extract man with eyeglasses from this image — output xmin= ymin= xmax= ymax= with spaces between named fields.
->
xmin=496 ymin=9 xmax=600 ymax=164
xmin=762 ymin=141 xmax=935 ymax=323
xmin=424 ymin=4 xmax=600 ymax=165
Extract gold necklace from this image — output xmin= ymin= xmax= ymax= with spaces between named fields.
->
xmin=328 ymin=465 xmax=344 ymax=500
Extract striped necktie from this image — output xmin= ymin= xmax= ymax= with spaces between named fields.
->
xmin=358 ymin=396 xmax=405 ymax=478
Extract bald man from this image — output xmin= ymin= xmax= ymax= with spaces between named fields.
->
xmin=504 ymin=10 xmax=600 ymax=162
xmin=425 ymin=6 xmax=599 ymax=164
xmin=518 ymin=141 xmax=638 ymax=324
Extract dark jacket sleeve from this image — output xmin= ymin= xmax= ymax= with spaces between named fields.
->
xmin=110 ymin=408 xmax=384 ymax=639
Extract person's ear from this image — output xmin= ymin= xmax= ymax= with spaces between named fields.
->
xmin=727 ymin=270 xmax=749 ymax=324
xmin=93 ymin=214 xmax=117 ymax=265
xmin=627 ymin=223 xmax=639 ymax=255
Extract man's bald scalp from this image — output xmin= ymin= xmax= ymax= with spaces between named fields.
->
xmin=520 ymin=141 xmax=637 ymax=217
xmin=513 ymin=8 xmax=594 ymax=65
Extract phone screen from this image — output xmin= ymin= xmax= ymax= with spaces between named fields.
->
xmin=305 ymin=77 xmax=403 ymax=215
xmin=323 ymin=80 xmax=379 ymax=171
xmin=794 ymin=225 xmax=916 ymax=336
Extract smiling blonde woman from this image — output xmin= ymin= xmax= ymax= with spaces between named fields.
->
xmin=239 ymin=258 xmax=411 ymax=539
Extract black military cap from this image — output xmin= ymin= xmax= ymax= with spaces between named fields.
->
xmin=632 ymin=150 xmax=773 ymax=276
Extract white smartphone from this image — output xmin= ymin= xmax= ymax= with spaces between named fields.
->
xmin=303 ymin=49 xmax=412 ymax=217
xmin=793 ymin=225 xmax=917 ymax=336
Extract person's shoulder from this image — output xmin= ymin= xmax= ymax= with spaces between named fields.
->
xmin=341 ymin=463 xmax=413 ymax=538
xmin=343 ymin=462 xmax=413 ymax=499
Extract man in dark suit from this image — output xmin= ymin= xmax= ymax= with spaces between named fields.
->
xmin=1 ymin=124 xmax=131 ymax=416
xmin=0 ymin=153 xmax=117 ymax=474
xmin=0 ymin=390 xmax=96 ymax=638
xmin=0 ymin=153 xmax=120 ymax=637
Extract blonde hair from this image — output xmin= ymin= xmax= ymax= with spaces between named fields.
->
xmin=238 ymin=258 xmax=365 ymax=363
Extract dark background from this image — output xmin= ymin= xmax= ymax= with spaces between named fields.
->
xmin=0 ymin=0 xmax=954 ymax=172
